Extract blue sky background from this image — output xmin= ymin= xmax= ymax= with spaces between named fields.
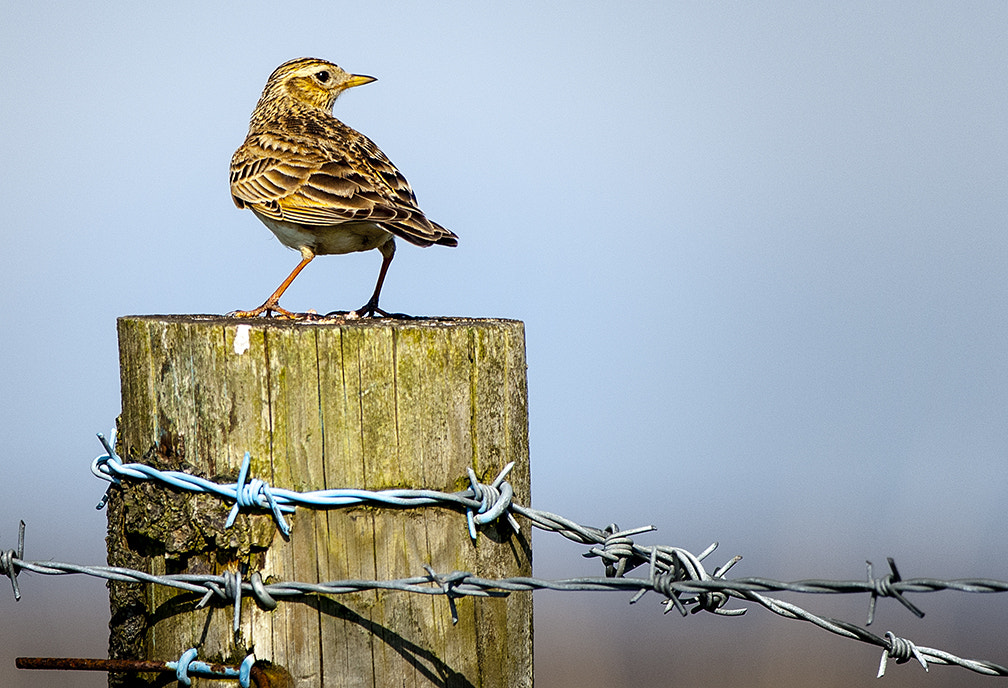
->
xmin=2 ymin=3 xmax=1007 ymax=686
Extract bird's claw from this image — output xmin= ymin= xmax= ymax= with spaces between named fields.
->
xmin=228 ymin=302 xmax=301 ymax=319
xmin=323 ymin=305 xmax=413 ymax=319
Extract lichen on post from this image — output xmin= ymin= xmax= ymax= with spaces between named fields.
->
xmin=109 ymin=315 xmax=532 ymax=688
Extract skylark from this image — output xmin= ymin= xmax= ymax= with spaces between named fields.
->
xmin=229 ymin=57 xmax=458 ymax=318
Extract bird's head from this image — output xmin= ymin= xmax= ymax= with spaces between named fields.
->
xmin=258 ymin=57 xmax=375 ymax=114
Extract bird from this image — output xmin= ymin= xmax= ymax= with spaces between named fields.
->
xmin=229 ymin=57 xmax=458 ymax=318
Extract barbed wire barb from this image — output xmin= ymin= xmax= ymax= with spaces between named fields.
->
xmin=226 ymin=452 xmax=291 ymax=537
xmin=93 ymin=433 xmax=117 ymax=510
xmin=878 ymin=631 xmax=928 ymax=677
xmin=583 ymin=524 xmax=656 ymax=577
xmin=0 ymin=520 xmax=25 ymax=600
xmin=465 ymin=463 xmax=519 ymax=541
xmin=866 ymin=558 xmax=925 ymax=625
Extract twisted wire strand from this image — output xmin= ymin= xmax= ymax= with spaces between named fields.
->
xmin=5 ymin=433 xmax=999 ymax=678
xmin=4 ymin=518 xmax=1008 ymax=677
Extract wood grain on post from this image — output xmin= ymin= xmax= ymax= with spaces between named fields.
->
xmin=109 ymin=315 xmax=532 ymax=688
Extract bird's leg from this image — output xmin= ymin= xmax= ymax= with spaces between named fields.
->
xmin=230 ymin=248 xmax=315 ymax=318
xmin=353 ymin=238 xmax=397 ymax=318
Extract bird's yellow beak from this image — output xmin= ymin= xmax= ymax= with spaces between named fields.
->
xmin=345 ymin=74 xmax=377 ymax=89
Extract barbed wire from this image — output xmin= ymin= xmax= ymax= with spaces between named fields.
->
xmin=1 ymin=434 xmax=1004 ymax=679
xmin=90 ymin=433 xmax=757 ymax=594
xmin=5 ymin=515 xmax=1008 ymax=679
xmin=87 ymin=434 xmax=1005 ymax=611
xmin=91 ymin=432 xmax=518 ymax=540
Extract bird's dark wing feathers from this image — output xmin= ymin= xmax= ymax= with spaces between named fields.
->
xmin=230 ymin=131 xmax=458 ymax=247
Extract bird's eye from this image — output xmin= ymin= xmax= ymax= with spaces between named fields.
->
xmin=316 ymin=70 xmax=330 ymax=83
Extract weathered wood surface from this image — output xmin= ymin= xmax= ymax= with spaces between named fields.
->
xmin=109 ymin=315 xmax=532 ymax=687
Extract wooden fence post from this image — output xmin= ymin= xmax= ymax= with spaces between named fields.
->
xmin=108 ymin=315 xmax=532 ymax=687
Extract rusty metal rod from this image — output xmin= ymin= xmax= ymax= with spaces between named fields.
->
xmin=17 ymin=655 xmax=228 ymax=673
xmin=16 ymin=652 xmax=268 ymax=680
xmin=15 ymin=655 xmax=288 ymax=686
xmin=20 ymin=656 xmax=170 ymax=672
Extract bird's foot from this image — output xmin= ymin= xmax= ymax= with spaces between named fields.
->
xmin=324 ymin=302 xmax=414 ymax=319
xmin=353 ymin=303 xmax=390 ymax=318
xmin=228 ymin=300 xmax=301 ymax=319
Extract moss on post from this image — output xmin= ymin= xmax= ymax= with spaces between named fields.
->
xmin=109 ymin=315 xmax=532 ymax=687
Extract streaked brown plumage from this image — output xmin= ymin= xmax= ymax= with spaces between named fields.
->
xmin=229 ymin=57 xmax=457 ymax=318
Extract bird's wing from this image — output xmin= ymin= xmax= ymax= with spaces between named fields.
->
xmin=230 ymin=133 xmax=458 ymax=248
